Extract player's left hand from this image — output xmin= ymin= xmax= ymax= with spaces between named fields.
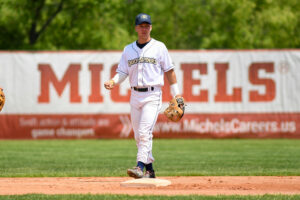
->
xmin=0 ymin=88 xmax=5 ymax=112
xmin=104 ymin=80 xmax=115 ymax=90
xmin=164 ymin=96 xmax=186 ymax=122
xmin=175 ymin=95 xmax=185 ymax=110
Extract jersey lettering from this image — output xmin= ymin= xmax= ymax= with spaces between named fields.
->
xmin=128 ymin=57 xmax=157 ymax=67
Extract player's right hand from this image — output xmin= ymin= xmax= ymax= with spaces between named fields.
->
xmin=104 ymin=80 xmax=115 ymax=90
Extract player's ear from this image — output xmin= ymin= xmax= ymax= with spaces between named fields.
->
xmin=135 ymin=25 xmax=138 ymax=32
xmin=150 ymin=25 xmax=152 ymax=32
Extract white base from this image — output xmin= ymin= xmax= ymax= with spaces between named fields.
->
xmin=121 ymin=178 xmax=171 ymax=187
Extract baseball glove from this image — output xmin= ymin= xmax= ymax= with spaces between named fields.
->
xmin=0 ymin=88 xmax=5 ymax=112
xmin=164 ymin=96 xmax=186 ymax=122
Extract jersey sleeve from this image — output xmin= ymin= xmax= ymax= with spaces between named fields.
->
xmin=160 ymin=43 xmax=175 ymax=72
xmin=116 ymin=48 xmax=129 ymax=75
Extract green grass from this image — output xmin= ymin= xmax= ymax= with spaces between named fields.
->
xmin=0 ymin=139 xmax=299 ymax=177
xmin=0 ymin=194 xmax=300 ymax=200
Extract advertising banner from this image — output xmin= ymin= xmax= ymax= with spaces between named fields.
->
xmin=0 ymin=50 xmax=299 ymax=139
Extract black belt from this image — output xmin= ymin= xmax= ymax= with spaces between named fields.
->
xmin=132 ymin=87 xmax=154 ymax=92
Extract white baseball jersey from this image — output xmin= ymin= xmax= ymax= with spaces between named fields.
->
xmin=116 ymin=38 xmax=174 ymax=87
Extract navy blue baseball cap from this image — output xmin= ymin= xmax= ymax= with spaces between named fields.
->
xmin=135 ymin=13 xmax=151 ymax=25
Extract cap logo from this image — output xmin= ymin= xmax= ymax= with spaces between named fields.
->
xmin=141 ymin=15 xmax=148 ymax=19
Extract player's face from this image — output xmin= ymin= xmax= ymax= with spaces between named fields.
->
xmin=135 ymin=23 xmax=152 ymax=42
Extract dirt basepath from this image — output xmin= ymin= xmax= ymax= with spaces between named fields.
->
xmin=1 ymin=176 xmax=300 ymax=196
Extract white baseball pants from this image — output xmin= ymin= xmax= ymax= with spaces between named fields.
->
xmin=130 ymin=87 xmax=162 ymax=164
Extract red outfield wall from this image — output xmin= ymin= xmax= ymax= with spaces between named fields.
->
xmin=0 ymin=50 xmax=299 ymax=139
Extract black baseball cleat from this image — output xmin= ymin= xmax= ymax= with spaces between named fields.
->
xmin=127 ymin=167 xmax=144 ymax=179
xmin=143 ymin=170 xmax=156 ymax=178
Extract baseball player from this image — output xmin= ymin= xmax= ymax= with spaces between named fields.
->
xmin=104 ymin=13 xmax=182 ymax=178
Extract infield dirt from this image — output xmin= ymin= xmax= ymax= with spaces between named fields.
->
xmin=0 ymin=176 xmax=300 ymax=196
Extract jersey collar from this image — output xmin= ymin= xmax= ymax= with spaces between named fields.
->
xmin=132 ymin=38 xmax=155 ymax=54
